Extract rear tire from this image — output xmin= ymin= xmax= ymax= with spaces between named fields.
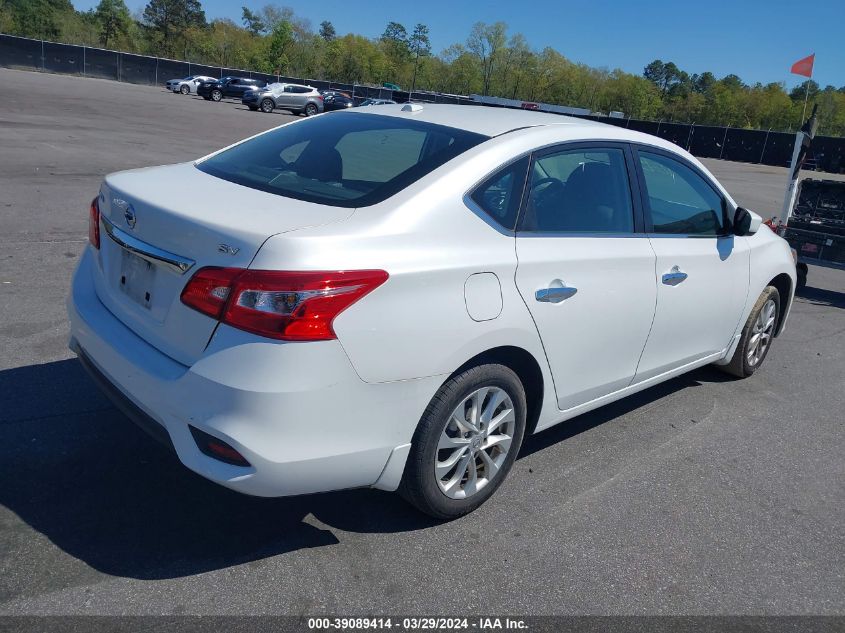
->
xmin=260 ymin=98 xmax=274 ymax=113
xmin=305 ymin=103 xmax=318 ymax=116
xmin=180 ymin=85 xmax=189 ymax=95
xmin=720 ymin=286 xmax=780 ymax=378
xmin=400 ymin=364 xmax=526 ymax=519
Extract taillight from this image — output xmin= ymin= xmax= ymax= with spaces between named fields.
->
xmin=88 ymin=197 xmax=100 ymax=249
xmin=180 ymin=268 xmax=388 ymax=341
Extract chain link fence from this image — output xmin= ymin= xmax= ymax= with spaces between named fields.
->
xmin=2 ymin=33 xmax=842 ymax=174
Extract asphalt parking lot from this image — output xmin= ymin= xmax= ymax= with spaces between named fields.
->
xmin=0 ymin=67 xmax=843 ymax=616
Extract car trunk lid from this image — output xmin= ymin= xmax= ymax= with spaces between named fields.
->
xmin=94 ymin=162 xmax=353 ymax=366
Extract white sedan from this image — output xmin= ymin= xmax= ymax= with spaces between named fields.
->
xmin=165 ymin=75 xmax=217 ymax=95
xmin=68 ymin=105 xmax=796 ymax=518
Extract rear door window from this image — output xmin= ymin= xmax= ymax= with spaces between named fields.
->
xmin=519 ymin=147 xmax=635 ymax=233
xmin=196 ymin=113 xmax=488 ymax=207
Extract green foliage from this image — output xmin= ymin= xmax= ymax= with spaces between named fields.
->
xmin=319 ymin=20 xmax=335 ymax=41
xmin=94 ymin=0 xmax=131 ymax=48
xmin=241 ymin=6 xmax=264 ymax=36
xmin=264 ymin=20 xmax=293 ymax=75
xmin=2 ymin=3 xmax=844 ymax=136
xmin=142 ymin=0 xmax=205 ymax=57
xmin=5 ymin=0 xmax=74 ymax=39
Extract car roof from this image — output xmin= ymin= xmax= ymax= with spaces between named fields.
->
xmin=337 ymin=104 xmax=697 ymax=159
xmin=344 ymin=103 xmax=605 ymax=136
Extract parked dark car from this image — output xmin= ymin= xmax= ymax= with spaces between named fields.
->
xmin=358 ymin=98 xmax=397 ymax=106
xmin=320 ymin=89 xmax=352 ymax=100
xmin=197 ymin=76 xmax=266 ymax=102
xmin=323 ymin=93 xmax=355 ymax=111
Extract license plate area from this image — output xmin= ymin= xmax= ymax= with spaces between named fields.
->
xmin=119 ymin=249 xmax=156 ymax=309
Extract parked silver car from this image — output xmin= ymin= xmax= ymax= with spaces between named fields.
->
xmin=165 ymin=75 xmax=216 ymax=95
xmin=242 ymin=83 xmax=324 ymax=116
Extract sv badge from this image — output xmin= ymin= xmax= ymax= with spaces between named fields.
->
xmin=218 ymin=244 xmax=240 ymax=256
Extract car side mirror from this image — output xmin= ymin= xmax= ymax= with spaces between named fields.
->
xmin=733 ymin=207 xmax=762 ymax=236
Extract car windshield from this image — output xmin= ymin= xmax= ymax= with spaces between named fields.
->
xmin=196 ymin=113 xmax=488 ymax=208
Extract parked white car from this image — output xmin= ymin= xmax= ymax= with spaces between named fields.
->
xmin=165 ymin=75 xmax=217 ymax=95
xmin=68 ymin=105 xmax=796 ymax=518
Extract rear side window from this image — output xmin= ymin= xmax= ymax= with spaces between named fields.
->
xmin=638 ymin=151 xmax=726 ymax=235
xmin=470 ymin=157 xmax=529 ymax=230
xmin=197 ymin=113 xmax=488 ymax=208
xmin=520 ymin=147 xmax=634 ymax=233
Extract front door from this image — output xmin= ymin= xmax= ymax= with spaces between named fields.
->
xmin=514 ymin=144 xmax=657 ymax=411
xmin=631 ymin=148 xmax=750 ymax=382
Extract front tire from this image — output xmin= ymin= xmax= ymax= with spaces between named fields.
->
xmin=796 ymin=263 xmax=808 ymax=291
xmin=400 ymin=364 xmax=526 ymax=519
xmin=721 ymin=286 xmax=781 ymax=378
xmin=211 ymin=89 xmax=223 ymax=102
xmin=260 ymin=98 xmax=274 ymax=113
xmin=180 ymin=85 xmax=190 ymax=95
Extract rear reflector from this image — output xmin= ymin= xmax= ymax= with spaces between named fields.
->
xmin=88 ymin=197 xmax=100 ymax=249
xmin=189 ymin=426 xmax=251 ymax=467
xmin=181 ymin=268 xmax=388 ymax=341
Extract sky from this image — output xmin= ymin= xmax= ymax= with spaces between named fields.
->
xmin=72 ymin=0 xmax=844 ymax=90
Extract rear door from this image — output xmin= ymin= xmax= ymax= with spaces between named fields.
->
xmin=225 ymin=78 xmax=241 ymax=97
xmin=293 ymin=86 xmax=311 ymax=109
xmin=514 ymin=143 xmax=658 ymax=411
xmin=278 ymin=85 xmax=297 ymax=108
xmin=631 ymin=147 xmax=750 ymax=382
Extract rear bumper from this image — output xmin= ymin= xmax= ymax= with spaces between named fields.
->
xmin=74 ymin=346 xmax=175 ymax=452
xmin=67 ymin=247 xmax=437 ymax=496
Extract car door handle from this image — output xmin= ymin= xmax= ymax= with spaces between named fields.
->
xmin=662 ymin=267 xmax=688 ymax=286
xmin=535 ymin=286 xmax=578 ymax=303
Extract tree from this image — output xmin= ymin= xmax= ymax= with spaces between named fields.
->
xmin=241 ymin=6 xmax=264 ymax=36
xmin=6 ymin=0 xmax=74 ymax=39
xmin=265 ymin=20 xmax=294 ymax=76
xmin=380 ymin=21 xmax=409 ymax=83
xmin=408 ymin=23 xmax=430 ymax=92
xmin=789 ymin=79 xmax=819 ymax=101
xmin=94 ymin=0 xmax=131 ymax=48
xmin=142 ymin=0 xmax=206 ymax=57
xmin=692 ymin=71 xmax=716 ymax=94
xmin=467 ymin=21 xmax=507 ymax=96
xmin=319 ymin=20 xmax=336 ymax=41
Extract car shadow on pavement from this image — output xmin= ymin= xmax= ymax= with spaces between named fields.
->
xmin=1 ymin=358 xmax=732 ymax=581
xmin=0 ymin=359 xmax=438 ymax=581
xmin=796 ymin=284 xmax=845 ymax=309
xmin=519 ymin=364 xmax=734 ymax=458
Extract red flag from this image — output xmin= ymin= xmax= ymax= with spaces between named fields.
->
xmin=790 ymin=53 xmax=815 ymax=77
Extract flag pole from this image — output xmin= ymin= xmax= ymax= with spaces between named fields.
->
xmin=801 ymin=80 xmax=810 ymax=123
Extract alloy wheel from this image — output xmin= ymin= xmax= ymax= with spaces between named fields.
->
xmin=747 ymin=298 xmax=776 ymax=366
xmin=435 ymin=386 xmax=515 ymax=500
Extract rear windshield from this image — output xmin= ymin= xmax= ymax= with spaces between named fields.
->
xmin=196 ymin=112 xmax=489 ymax=207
